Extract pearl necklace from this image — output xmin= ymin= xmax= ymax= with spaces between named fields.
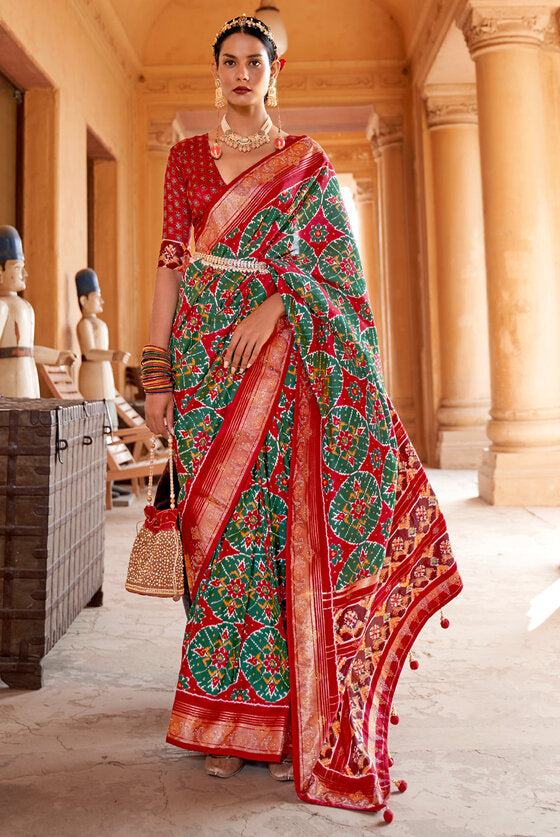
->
xmin=211 ymin=115 xmax=286 ymax=159
xmin=222 ymin=115 xmax=272 ymax=152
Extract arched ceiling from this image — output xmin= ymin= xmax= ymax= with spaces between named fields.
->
xmin=426 ymin=23 xmax=475 ymax=86
xmin=108 ymin=0 xmax=429 ymax=66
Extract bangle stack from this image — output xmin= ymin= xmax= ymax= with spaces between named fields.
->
xmin=141 ymin=344 xmax=174 ymax=393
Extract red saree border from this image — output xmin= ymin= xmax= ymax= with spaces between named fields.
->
xmin=299 ymin=557 xmax=461 ymax=812
xmin=181 ymin=317 xmax=293 ymax=599
xmin=287 ymin=395 xmax=463 ymax=812
xmin=286 ymin=355 xmax=338 ymax=794
xmin=167 ymin=690 xmax=289 ymax=761
xmin=196 ymin=136 xmax=325 ymax=254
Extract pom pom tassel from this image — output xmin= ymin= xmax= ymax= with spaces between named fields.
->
xmin=390 ymin=706 xmax=399 ymax=725
xmin=440 ymin=609 xmax=450 ymax=629
xmin=383 ymin=808 xmax=394 ymax=823
xmin=388 ymin=750 xmax=394 ymax=767
xmin=409 ymin=651 xmax=419 ymax=670
xmin=392 ymin=778 xmax=408 ymax=792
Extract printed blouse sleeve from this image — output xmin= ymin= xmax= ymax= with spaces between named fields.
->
xmin=157 ymin=144 xmax=192 ymax=272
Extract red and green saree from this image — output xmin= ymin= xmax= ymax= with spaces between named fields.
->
xmin=157 ymin=133 xmax=462 ymax=812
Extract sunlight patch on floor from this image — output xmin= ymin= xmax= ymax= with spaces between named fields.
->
xmin=527 ymin=578 xmax=560 ymax=631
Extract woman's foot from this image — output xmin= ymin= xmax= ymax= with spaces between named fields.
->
xmin=205 ymin=754 xmax=245 ymax=778
xmin=268 ymin=756 xmax=293 ymax=782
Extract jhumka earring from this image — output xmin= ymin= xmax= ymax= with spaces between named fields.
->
xmin=214 ymin=79 xmax=225 ymax=109
xmin=267 ymin=77 xmax=278 ymax=108
xmin=267 ymin=77 xmax=285 ymax=150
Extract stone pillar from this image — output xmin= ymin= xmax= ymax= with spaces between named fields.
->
xmin=354 ymin=175 xmax=389 ymax=371
xmin=23 ymin=89 xmax=60 ymax=349
xmin=368 ymin=113 xmax=418 ymax=444
xmin=140 ymin=118 xmax=181 ymax=345
xmin=425 ymin=89 xmax=491 ymax=468
xmin=460 ymin=5 xmax=560 ymax=504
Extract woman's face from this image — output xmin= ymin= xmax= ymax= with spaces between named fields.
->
xmin=214 ymin=31 xmax=278 ymax=107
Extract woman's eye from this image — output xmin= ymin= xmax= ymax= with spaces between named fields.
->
xmin=250 ymin=60 xmax=261 ymax=66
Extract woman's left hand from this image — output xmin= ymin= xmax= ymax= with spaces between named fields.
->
xmin=224 ymin=293 xmax=286 ymax=373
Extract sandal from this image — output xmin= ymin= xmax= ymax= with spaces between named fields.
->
xmin=268 ymin=756 xmax=293 ymax=782
xmin=205 ymin=754 xmax=245 ymax=778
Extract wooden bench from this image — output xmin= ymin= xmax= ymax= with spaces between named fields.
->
xmin=37 ymin=364 xmax=168 ymax=509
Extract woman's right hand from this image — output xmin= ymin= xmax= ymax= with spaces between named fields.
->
xmin=145 ymin=391 xmax=174 ymax=438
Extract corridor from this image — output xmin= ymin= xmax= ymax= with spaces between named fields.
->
xmin=2 ymin=470 xmax=558 ymax=837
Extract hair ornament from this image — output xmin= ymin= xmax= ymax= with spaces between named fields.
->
xmin=212 ymin=13 xmax=278 ymax=55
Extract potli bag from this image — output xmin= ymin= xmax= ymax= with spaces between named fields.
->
xmin=125 ymin=435 xmax=184 ymax=601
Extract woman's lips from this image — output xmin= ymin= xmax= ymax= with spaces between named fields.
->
xmin=233 ymin=87 xmax=251 ymax=93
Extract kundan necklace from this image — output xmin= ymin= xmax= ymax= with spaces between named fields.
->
xmin=210 ymin=116 xmax=273 ymax=159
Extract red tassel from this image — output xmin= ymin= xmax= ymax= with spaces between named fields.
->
xmin=392 ymin=778 xmax=407 ymax=792
xmin=409 ymin=652 xmax=419 ymax=670
xmin=390 ymin=707 xmax=399 ymax=725
xmin=440 ymin=609 xmax=450 ymax=629
xmin=383 ymin=808 xmax=394 ymax=823
xmin=388 ymin=754 xmax=395 ymax=767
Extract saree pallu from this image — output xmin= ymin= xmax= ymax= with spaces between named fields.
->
xmin=166 ymin=136 xmax=462 ymax=812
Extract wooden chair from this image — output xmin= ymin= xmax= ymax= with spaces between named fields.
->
xmin=37 ymin=364 xmax=167 ymax=509
xmin=113 ymin=389 xmax=166 ymax=459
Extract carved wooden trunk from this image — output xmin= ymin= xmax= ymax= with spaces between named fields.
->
xmin=0 ymin=398 xmax=106 ymax=689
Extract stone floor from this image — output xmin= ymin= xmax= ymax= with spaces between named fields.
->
xmin=1 ymin=470 xmax=559 ymax=837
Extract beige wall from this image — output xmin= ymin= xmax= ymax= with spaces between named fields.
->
xmin=2 ymin=0 xmax=559 ymax=494
xmin=0 ymin=75 xmax=18 ymax=227
xmin=542 ymin=47 xmax=560 ymax=358
xmin=0 ymin=0 xmax=136 ymax=385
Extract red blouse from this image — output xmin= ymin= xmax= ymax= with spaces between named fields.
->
xmin=157 ymin=133 xmax=300 ymax=273
xmin=157 ymin=134 xmax=225 ymax=273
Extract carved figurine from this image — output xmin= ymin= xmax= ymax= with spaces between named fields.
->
xmin=75 ymin=268 xmax=130 ymax=428
xmin=0 ymin=225 xmax=76 ymax=398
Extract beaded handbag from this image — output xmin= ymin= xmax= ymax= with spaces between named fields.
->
xmin=125 ymin=435 xmax=184 ymax=601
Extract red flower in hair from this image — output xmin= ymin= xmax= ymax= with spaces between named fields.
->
xmin=279 ymin=57 xmax=286 ymax=71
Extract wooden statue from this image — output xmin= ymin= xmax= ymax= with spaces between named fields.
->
xmin=0 ymin=225 xmax=76 ymax=398
xmin=76 ymin=268 xmax=130 ymax=428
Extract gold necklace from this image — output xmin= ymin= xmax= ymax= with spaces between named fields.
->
xmin=210 ymin=116 xmax=273 ymax=158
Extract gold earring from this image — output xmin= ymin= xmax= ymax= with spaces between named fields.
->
xmin=214 ymin=79 xmax=225 ymax=109
xmin=267 ymin=77 xmax=278 ymax=108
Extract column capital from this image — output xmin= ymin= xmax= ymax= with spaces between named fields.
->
xmin=147 ymin=119 xmax=181 ymax=153
xmin=458 ymin=4 xmax=555 ymax=56
xmin=366 ymin=112 xmax=404 ymax=158
xmin=354 ymin=177 xmax=375 ymax=204
xmin=424 ymin=85 xmax=478 ymax=128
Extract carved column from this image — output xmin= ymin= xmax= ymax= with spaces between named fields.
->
xmin=354 ymin=175 xmax=388 ymax=370
xmin=139 ymin=118 xmax=182 ymax=344
xmin=425 ymin=88 xmax=491 ymax=468
xmin=368 ymin=113 xmax=418 ymax=444
xmin=460 ymin=5 xmax=560 ymax=504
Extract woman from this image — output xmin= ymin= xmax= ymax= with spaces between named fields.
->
xmin=142 ymin=14 xmax=462 ymax=819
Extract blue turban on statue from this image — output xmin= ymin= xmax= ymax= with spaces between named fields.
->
xmin=0 ymin=226 xmax=24 ymax=263
xmin=75 ymin=268 xmax=100 ymax=298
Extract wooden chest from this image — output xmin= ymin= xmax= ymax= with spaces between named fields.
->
xmin=0 ymin=398 xmax=106 ymax=689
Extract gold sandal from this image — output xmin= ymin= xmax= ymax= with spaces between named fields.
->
xmin=268 ymin=756 xmax=293 ymax=782
xmin=205 ymin=754 xmax=245 ymax=778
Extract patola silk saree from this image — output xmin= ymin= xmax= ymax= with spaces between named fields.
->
xmin=160 ymin=133 xmax=462 ymax=812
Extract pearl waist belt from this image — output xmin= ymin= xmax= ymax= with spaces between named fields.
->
xmin=190 ymin=251 xmax=268 ymax=274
